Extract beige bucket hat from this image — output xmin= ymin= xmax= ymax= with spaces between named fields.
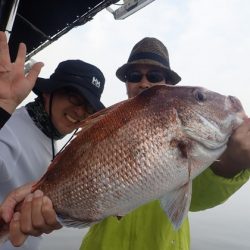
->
xmin=116 ymin=37 xmax=181 ymax=84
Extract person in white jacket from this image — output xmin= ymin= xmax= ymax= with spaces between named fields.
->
xmin=0 ymin=31 xmax=106 ymax=250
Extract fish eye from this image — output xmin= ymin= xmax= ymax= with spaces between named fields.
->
xmin=194 ymin=90 xmax=206 ymax=102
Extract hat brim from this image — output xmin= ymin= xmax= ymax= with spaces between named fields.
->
xmin=33 ymin=77 xmax=105 ymax=111
xmin=116 ymin=60 xmax=181 ymax=85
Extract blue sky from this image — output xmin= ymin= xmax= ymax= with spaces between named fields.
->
xmin=23 ymin=0 xmax=250 ymax=248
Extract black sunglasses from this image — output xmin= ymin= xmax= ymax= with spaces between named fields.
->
xmin=67 ymin=92 xmax=95 ymax=114
xmin=125 ymin=70 xmax=166 ymax=83
xmin=58 ymin=88 xmax=95 ymax=114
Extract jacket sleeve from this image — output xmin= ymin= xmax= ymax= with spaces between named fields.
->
xmin=190 ymin=167 xmax=250 ymax=211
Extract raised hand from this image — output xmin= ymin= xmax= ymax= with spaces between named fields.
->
xmin=0 ymin=31 xmax=43 ymax=113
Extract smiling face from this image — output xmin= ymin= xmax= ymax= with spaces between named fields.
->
xmin=43 ymin=88 xmax=94 ymax=135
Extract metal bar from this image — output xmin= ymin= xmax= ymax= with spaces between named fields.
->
xmin=0 ymin=0 xmax=20 ymax=41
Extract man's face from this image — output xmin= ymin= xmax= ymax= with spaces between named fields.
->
xmin=125 ymin=65 xmax=172 ymax=98
xmin=43 ymin=88 xmax=94 ymax=135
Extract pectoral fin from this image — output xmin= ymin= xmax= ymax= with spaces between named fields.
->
xmin=160 ymin=181 xmax=192 ymax=230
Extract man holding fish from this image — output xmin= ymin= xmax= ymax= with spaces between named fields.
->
xmin=0 ymin=31 xmax=106 ymax=250
xmin=79 ymin=38 xmax=250 ymax=250
xmin=1 ymin=35 xmax=250 ymax=250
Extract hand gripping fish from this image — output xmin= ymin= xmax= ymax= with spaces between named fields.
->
xmin=0 ymin=84 xmax=247 ymax=243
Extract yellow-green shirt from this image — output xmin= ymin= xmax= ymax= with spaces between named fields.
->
xmin=80 ymin=168 xmax=250 ymax=250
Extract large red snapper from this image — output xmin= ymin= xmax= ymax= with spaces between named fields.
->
xmin=0 ymin=84 xmax=246 ymax=243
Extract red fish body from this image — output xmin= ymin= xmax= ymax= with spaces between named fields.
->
xmin=32 ymin=85 xmax=245 ymax=229
xmin=0 ymin=85 xmax=246 ymax=244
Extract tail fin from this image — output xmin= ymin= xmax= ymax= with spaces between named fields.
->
xmin=0 ymin=218 xmax=9 ymax=245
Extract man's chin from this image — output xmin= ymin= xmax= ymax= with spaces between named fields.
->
xmin=59 ymin=127 xmax=76 ymax=136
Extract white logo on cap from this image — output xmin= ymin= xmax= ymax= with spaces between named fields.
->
xmin=92 ymin=77 xmax=101 ymax=88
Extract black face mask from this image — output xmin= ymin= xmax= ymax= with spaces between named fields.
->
xmin=26 ymin=95 xmax=78 ymax=161
xmin=25 ymin=96 xmax=64 ymax=140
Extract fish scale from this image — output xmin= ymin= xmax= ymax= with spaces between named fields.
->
xmin=0 ymin=84 xmax=246 ymax=243
xmin=36 ymin=85 xmax=245 ymax=227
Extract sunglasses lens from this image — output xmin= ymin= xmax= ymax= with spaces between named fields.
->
xmin=126 ymin=71 xmax=142 ymax=83
xmin=86 ymin=105 xmax=95 ymax=115
xmin=126 ymin=70 xmax=165 ymax=83
xmin=68 ymin=93 xmax=84 ymax=106
xmin=146 ymin=71 xmax=165 ymax=83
